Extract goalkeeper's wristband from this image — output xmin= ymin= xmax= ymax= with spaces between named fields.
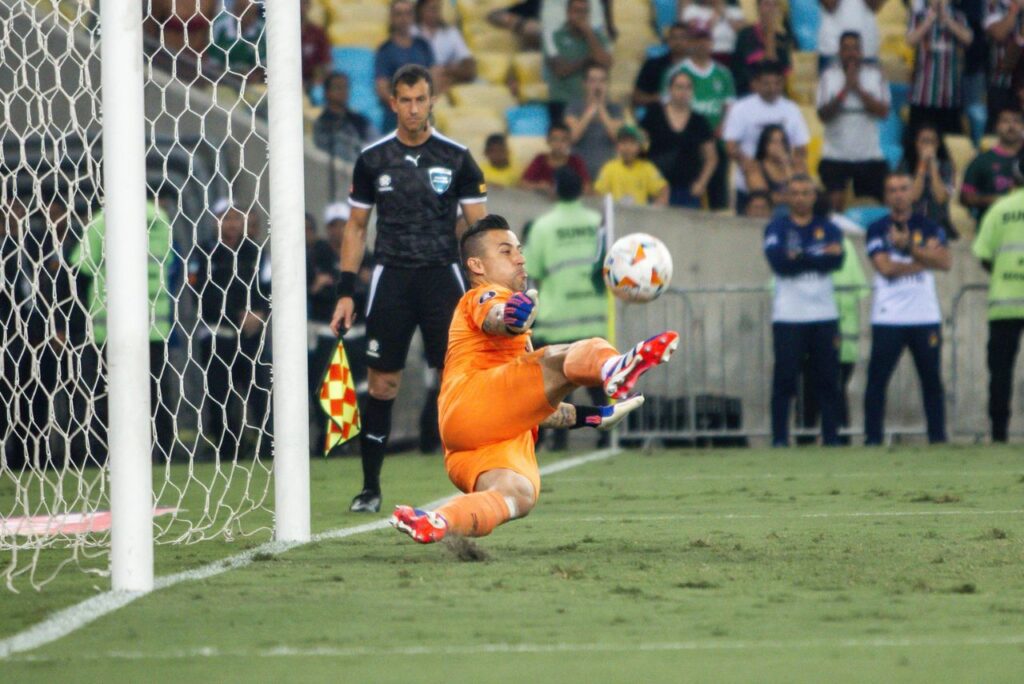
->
xmin=336 ymin=271 xmax=357 ymax=299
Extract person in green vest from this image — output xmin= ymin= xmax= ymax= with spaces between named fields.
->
xmin=71 ymin=196 xmax=176 ymax=462
xmin=972 ymin=160 xmax=1024 ymax=442
xmin=523 ymin=166 xmax=608 ymax=449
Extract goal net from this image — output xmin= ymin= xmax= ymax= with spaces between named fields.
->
xmin=0 ymin=0 xmax=300 ymax=591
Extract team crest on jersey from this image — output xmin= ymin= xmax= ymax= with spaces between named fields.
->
xmin=814 ymin=228 xmax=824 ymax=240
xmin=428 ymin=166 xmax=452 ymax=193
xmin=379 ymin=174 xmax=391 ymax=187
xmin=478 ymin=290 xmax=497 ymax=304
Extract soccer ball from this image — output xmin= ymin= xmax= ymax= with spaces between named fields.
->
xmin=602 ymin=233 xmax=673 ymax=303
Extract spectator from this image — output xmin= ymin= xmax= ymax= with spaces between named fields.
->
xmin=744 ymin=189 xmax=775 ymax=217
xmin=479 ymin=133 xmax=522 ymax=188
xmin=816 ymin=31 xmax=890 ymax=211
xmin=972 ymin=156 xmax=1024 ymax=442
xmin=313 ymin=72 xmax=380 ymax=165
xmin=747 ymin=125 xmax=796 ymax=209
xmin=544 ymin=0 xmax=612 ymax=123
xmin=906 ymin=0 xmax=973 ymax=136
xmin=542 ymin=0 xmax=616 ymax=47
xmin=375 ymin=0 xmax=435 ymax=131
xmin=984 ymin=0 xmax=1024 ymax=131
xmin=187 ymin=203 xmax=269 ymax=461
xmin=632 ymin=21 xmax=690 ymax=108
xmin=863 ymin=171 xmax=951 ymax=445
xmin=678 ymin=19 xmax=737 ymax=210
xmin=724 ymin=60 xmax=809 ymax=210
xmin=640 ymin=70 xmax=718 ymax=208
xmin=300 ymin=0 xmax=331 ymax=91
xmin=594 ymin=125 xmax=670 ymax=206
xmin=961 ymin=108 xmax=1024 ymax=219
xmin=898 ymin=122 xmax=956 ymax=236
xmin=144 ymin=0 xmax=215 ymax=81
xmin=565 ymin=63 xmax=624 ymax=180
xmin=680 ymin=0 xmax=747 ymax=69
xmin=209 ymin=0 xmax=266 ymax=84
xmin=71 ymin=196 xmax=177 ymax=462
xmin=414 ymin=0 xmax=477 ymax=88
xmin=520 ymin=122 xmax=592 ymax=197
xmin=733 ymin=0 xmax=791 ymax=95
xmin=817 ymin=0 xmax=882 ymax=69
xmin=522 ymin=167 xmax=609 ymax=450
xmin=763 ymin=174 xmax=845 ymax=447
xmin=487 ymin=0 xmax=542 ymax=49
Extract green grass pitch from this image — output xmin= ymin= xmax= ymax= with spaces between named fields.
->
xmin=2 ymin=445 xmax=1024 ymax=682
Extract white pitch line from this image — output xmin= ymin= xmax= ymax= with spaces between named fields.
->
xmin=556 ymin=509 xmax=1024 ymax=523
xmin=0 ymin=447 xmax=621 ymax=659
xmin=555 ymin=469 xmax=1024 ymax=482
xmin=8 ymin=633 xmax=1024 ymax=663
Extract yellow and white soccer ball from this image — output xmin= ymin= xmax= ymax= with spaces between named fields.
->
xmin=602 ymin=233 xmax=673 ymax=303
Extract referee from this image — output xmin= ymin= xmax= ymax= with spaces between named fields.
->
xmin=972 ymin=156 xmax=1024 ymax=443
xmin=330 ymin=64 xmax=488 ymax=512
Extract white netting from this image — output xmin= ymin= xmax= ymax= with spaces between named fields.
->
xmin=0 ymin=0 xmax=280 ymax=591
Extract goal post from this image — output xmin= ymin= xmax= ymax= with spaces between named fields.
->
xmin=101 ymin=0 xmax=155 ymax=592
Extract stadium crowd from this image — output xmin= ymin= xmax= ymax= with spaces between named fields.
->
xmin=2 ymin=0 xmax=1023 ymax=477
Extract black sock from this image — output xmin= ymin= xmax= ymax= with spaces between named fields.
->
xmin=359 ymin=396 xmax=394 ymax=493
xmin=571 ymin=404 xmax=603 ymax=429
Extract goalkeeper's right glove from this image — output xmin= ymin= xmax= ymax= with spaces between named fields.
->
xmin=503 ymin=289 xmax=539 ymax=334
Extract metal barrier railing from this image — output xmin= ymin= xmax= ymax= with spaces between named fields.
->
xmin=613 ymin=283 xmax=1008 ymax=446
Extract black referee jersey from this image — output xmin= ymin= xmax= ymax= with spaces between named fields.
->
xmin=349 ymin=130 xmax=487 ymax=268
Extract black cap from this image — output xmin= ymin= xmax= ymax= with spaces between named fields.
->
xmin=555 ymin=166 xmax=583 ymax=201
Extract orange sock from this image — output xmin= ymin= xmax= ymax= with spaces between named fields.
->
xmin=563 ymin=338 xmax=618 ymax=386
xmin=436 ymin=490 xmax=511 ymax=537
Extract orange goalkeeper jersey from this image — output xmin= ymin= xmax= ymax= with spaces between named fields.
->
xmin=442 ymin=283 xmax=531 ymax=380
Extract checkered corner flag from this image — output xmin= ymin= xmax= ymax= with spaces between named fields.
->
xmin=319 ymin=338 xmax=361 ymax=456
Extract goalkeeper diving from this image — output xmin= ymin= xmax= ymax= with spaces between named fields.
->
xmin=390 ymin=214 xmax=679 ymax=543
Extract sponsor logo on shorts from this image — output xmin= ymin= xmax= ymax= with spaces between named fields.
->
xmin=478 ymin=290 xmax=497 ymax=304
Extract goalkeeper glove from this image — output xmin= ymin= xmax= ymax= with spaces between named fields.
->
xmin=503 ymin=289 xmax=539 ymax=334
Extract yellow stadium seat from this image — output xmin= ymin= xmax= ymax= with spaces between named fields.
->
xmin=877 ymin=0 xmax=908 ymax=28
xmin=465 ymin=26 xmax=518 ymax=53
xmin=949 ymin=201 xmax=976 ymax=239
xmin=615 ymin=1 xmax=652 ymax=23
xmin=518 ymin=81 xmax=549 ymax=102
xmin=330 ymin=2 xmax=389 ymax=24
xmin=980 ymin=134 xmax=998 ymax=151
xmin=799 ymin=106 xmax=824 ymax=138
xmin=449 ymin=82 xmax=517 ymax=110
xmin=435 ymin=104 xmax=504 ymax=132
xmin=507 ymin=135 xmax=549 ymax=167
xmin=328 ymin=21 xmax=388 ymax=48
xmin=806 ymin=135 xmax=823 ymax=181
xmin=512 ymin=51 xmax=544 ymax=86
xmin=740 ymin=0 xmax=758 ymax=23
xmin=475 ymin=51 xmax=512 ymax=85
xmin=944 ymin=134 xmax=976 ymax=179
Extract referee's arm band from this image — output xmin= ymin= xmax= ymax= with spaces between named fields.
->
xmin=336 ymin=271 xmax=358 ymax=299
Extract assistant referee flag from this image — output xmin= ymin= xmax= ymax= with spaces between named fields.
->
xmin=320 ymin=339 xmax=361 ymax=455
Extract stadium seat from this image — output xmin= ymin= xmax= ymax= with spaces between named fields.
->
xmin=475 ymin=51 xmax=512 ymax=85
xmin=465 ymin=26 xmax=517 ymax=53
xmin=448 ymin=82 xmax=517 ymax=110
xmin=945 ymin=134 xmax=976 ymax=178
xmin=844 ymin=204 xmax=889 ymax=227
xmin=512 ymin=52 xmax=543 ymax=86
xmin=788 ymin=0 xmax=820 ymax=51
xmin=877 ymin=112 xmax=903 ymax=149
xmin=646 ymin=43 xmax=669 ymax=59
xmin=328 ymin=21 xmax=387 ymax=48
xmin=507 ymin=135 xmax=548 ymax=168
xmin=331 ymin=46 xmax=375 ymax=81
xmin=507 ymin=104 xmax=550 ymax=136
xmin=653 ymin=0 xmax=677 ymax=34
xmin=518 ymin=82 xmax=549 ymax=102
xmin=438 ymin=106 xmax=506 ymax=137
xmin=980 ymin=134 xmax=998 ymax=151
xmin=330 ymin=1 xmax=389 ymax=24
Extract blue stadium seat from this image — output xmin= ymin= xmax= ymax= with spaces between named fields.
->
xmin=331 ymin=46 xmax=376 ymax=91
xmin=889 ymin=82 xmax=909 ymax=114
xmin=652 ymin=0 xmax=677 ymax=35
xmin=507 ymin=104 xmax=550 ymax=136
xmin=646 ymin=44 xmax=669 ymax=60
xmin=882 ymin=143 xmax=903 ymax=170
xmin=878 ymin=113 xmax=903 ymax=149
xmin=349 ymin=89 xmax=385 ymax=131
xmin=845 ymin=204 xmax=889 ymax=228
xmin=789 ymin=0 xmax=820 ymax=51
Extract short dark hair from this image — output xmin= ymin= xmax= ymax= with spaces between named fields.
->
xmin=324 ymin=71 xmax=349 ymax=91
xmin=751 ymin=60 xmax=784 ymax=79
xmin=884 ymin=170 xmax=913 ymax=187
xmin=460 ymin=214 xmax=512 ymax=265
xmin=555 ymin=166 xmax=583 ymax=201
xmin=391 ymin=63 xmax=434 ymax=97
xmin=667 ymin=21 xmax=688 ymax=34
xmin=745 ymin=190 xmax=773 ymax=208
xmin=547 ymin=121 xmax=570 ymax=137
xmin=996 ymin=107 xmax=1024 ymax=123
xmin=787 ymin=173 xmax=815 ymax=187
xmin=485 ymin=133 xmax=507 ymax=149
xmin=839 ymin=30 xmax=862 ymax=45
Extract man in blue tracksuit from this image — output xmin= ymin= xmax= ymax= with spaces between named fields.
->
xmin=863 ymin=171 xmax=952 ymax=445
xmin=764 ymin=174 xmax=845 ymax=446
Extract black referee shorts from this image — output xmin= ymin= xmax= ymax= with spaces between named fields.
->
xmin=363 ymin=264 xmax=466 ymax=372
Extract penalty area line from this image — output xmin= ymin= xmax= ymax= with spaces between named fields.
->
xmin=0 ymin=447 xmax=621 ymax=659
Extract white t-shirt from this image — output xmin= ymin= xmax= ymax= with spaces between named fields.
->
xmin=412 ymin=24 xmax=472 ymax=67
xmin=722 ymin=94 xmax=811 ymax=191
xmin=816 ymin=63 xmax=889 ymax=161
xmin=817 ymin=0 xmax=880 ymax=58
xmin=774 ymin=273 xmax=840 ymax=322
xmin=681 ymin=5 xmax=747 ymax=54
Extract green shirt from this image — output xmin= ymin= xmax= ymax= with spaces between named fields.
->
xmin=523 ymin=200 xmax=607 ymax=343
xmin=545 ymin=26 xmax=610 ymax=104
xmin=962 ymin=147 xmax=1017 ymax=220
xmin=833 ymin=237 xmax=869 ymax=364
xmin=972 ymin=188 xmax=1024 ymax=320
xmin=71 ymin=201 xmax=174 ymax=344
xmin=676 ymin=59 xmax=736 ymax=131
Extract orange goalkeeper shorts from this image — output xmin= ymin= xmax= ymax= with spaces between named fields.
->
xmin=440 ymin=350 xmax=554 ymax=496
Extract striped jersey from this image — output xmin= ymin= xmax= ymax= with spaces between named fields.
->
xmin=984 ymin=0 xmax=1024 ymax=88
xmin=909 ymin=9 xmax=967 ymax=108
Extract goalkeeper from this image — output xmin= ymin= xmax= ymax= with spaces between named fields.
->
xmin=390 ymin=215 xmax=678 ymax=543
